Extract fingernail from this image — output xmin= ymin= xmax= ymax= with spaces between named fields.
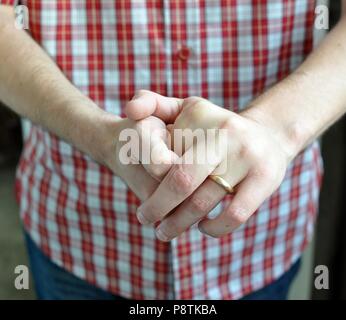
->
xmin=156 ymin=227 xmax=169 ymax=242
xmin=198 ymin=227 xmax=215 ymax=239
xmin=137 ymin=208 xmax=150 ymax=225
xmin=198 ymin=224 xmax=207 ymax=235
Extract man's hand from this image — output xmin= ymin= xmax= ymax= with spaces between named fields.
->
xmin=126 ymin=92 xmax=295 ymax=240
xmin=126 ymin=11 xmax=346 ymax=240
xmin=105 ymin=114 xmax=177 ymax=201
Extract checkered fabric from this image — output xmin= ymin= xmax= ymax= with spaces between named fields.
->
xmin=5 ymin=0 xmax=323 ymax=299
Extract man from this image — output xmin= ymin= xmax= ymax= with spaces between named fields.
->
xmin=0 ymin=0 xmax=345 ymax=299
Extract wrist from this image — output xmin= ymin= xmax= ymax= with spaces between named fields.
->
xmin=63 ymin=98 xmax=122 ymax=168
xmin=240 ymin=73 xmax=318 ymax=162
xmin=90 ymin=111 xmax=122 ymax=168
xmin=240 ymin=105 xmax=309 ymax=162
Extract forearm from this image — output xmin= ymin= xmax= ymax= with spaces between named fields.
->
xmin=242 ymin=16 xmax=346 ymax=160
xmin=0 ymin=6 xmax=120 ymax=164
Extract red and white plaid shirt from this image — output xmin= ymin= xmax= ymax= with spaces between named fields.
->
xmin=6 ymin=0 xmax=322 ymax=299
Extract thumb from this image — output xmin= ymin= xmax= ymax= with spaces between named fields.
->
xmin=125 ymin=90 xmax=183 ymax=123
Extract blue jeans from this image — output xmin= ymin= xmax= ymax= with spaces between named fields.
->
xmin=25 ymin=232 xmax=301 ymax=300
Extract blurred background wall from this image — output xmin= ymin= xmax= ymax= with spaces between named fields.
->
xmin=0 ymin=107 xmax=35 ymax=299
xmin=311 ymin=0 xmax=346 ymax=300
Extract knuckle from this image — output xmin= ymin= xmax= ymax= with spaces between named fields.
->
xmin=224 ymin=115 xmax=244 ymax=132
xmin=184 ymin=96 xmax=203 ymax=106
xmin=168 ymin=165 xmax=194 ymax=195
xmin=182 ymin=97 xmax=209 ymax=120
xmin=148 ymin=165 xmax=166 ymax=181
xmin=224 ymin=115 xmax=237 ymax=128
xmin=143 ymin=207 xmax=162 ymax=223
xmin=137 ymin=89 xmax=150 ymax=96
xmin=232 ymin=213 xmax=248 ymax=226
xmin=161 ymin=219 xmax=180 ymax=238
xmin=225 ymin=206 xmax=248 ymax=226
xmin=252 ymin=163 xmax=275 ymax=180
xmin=240 ymin=143 xmax=260 ymax=159
xmin=189 ymin=194 xmax=212 ymax=214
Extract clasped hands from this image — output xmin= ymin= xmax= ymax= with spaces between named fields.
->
xmin=110 ymin=90 xmax=294 ymax=241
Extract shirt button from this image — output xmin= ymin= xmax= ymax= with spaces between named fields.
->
xmin=177 ymin=45 xmax=191 ymax=61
